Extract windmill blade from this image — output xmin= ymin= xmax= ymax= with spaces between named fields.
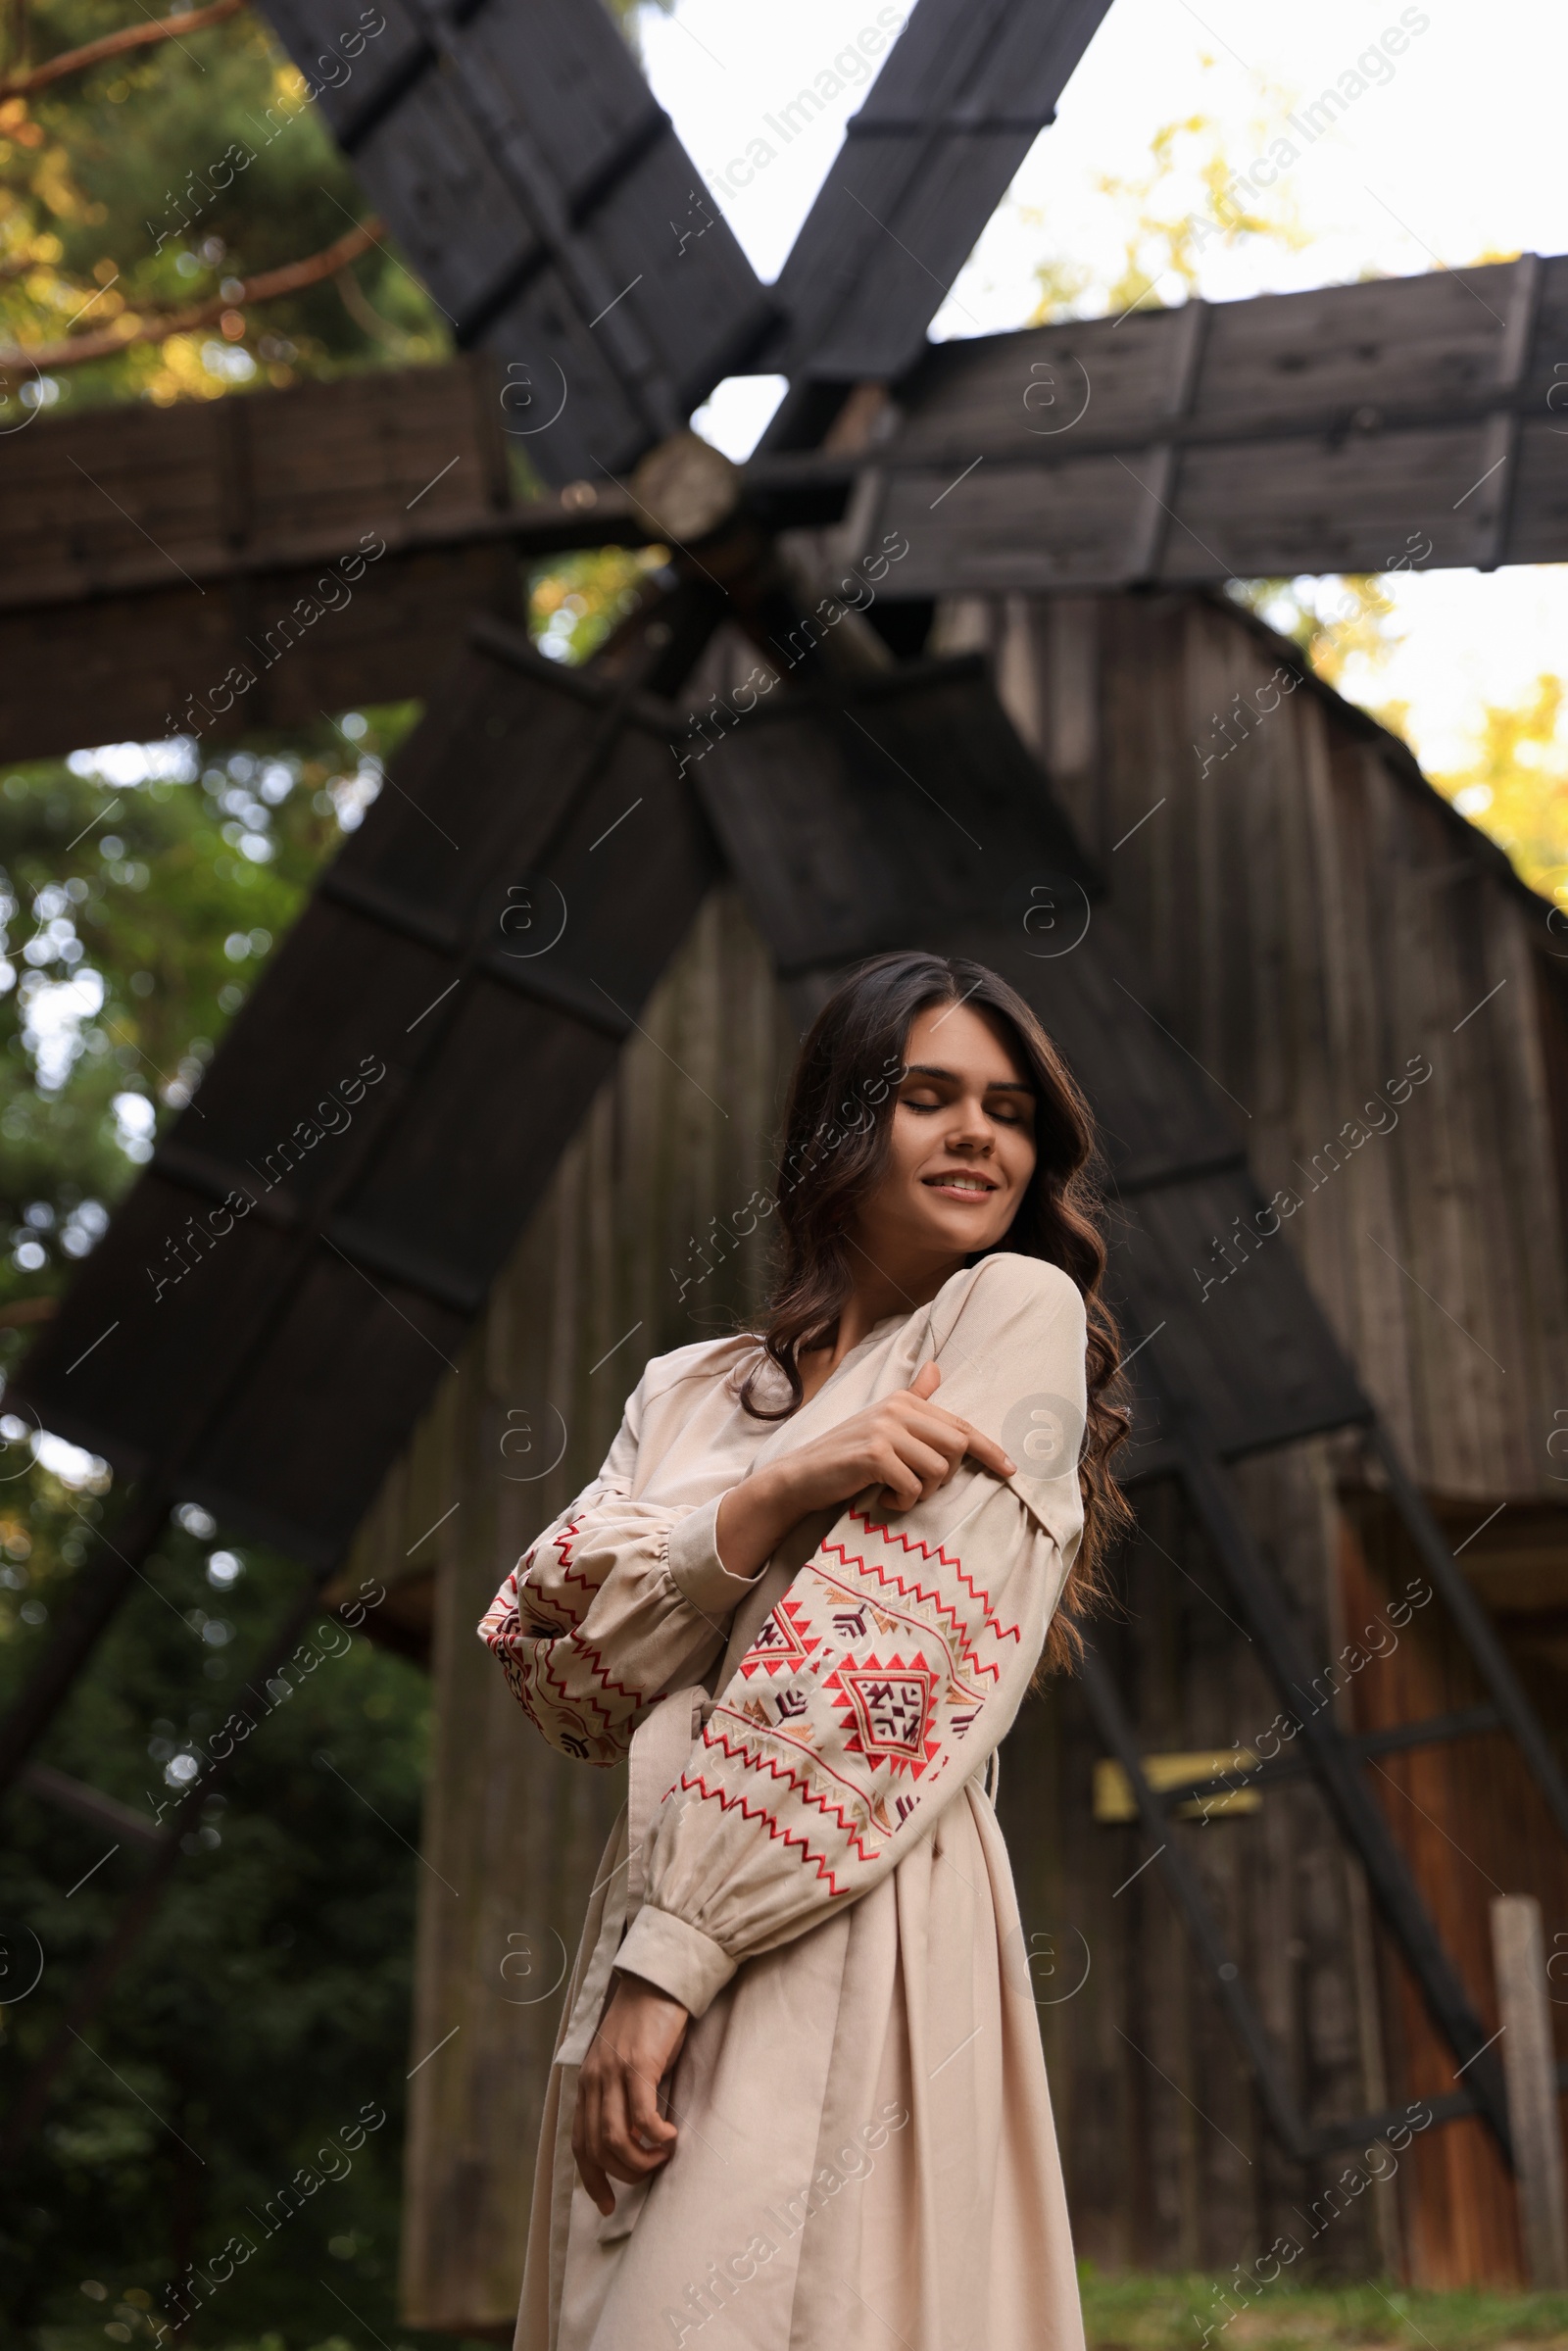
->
xmin=0 ymin=358 xmax=552 ymax=763
xmin=689 ymin=658 xmax=1370 ymax=1476
xmin=12 ymin=621 xmax=716 ymax=1564
xmin=761 ymin=0 xmax=1113 ymax=409
xmin=257 ymin=0 xmax=777 ymax=482
xmin=831 ymin=252 xmax=1568 ymax=589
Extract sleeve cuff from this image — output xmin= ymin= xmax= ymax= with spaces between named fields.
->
xmin=616 ymin=1904 xmax=737 ymax=2018
xmin=666 ymin=1494 xmax=765 ymax=1619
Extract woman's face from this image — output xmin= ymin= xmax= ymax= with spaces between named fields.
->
xmin=850 ymin=1002 xmax=1038 ymax=1276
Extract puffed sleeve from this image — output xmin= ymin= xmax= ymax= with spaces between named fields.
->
xmin=616 ymin=1255 xmax=1088 ymax=2013
xmin=477 ymin=1359 xmax=768 ymax=1767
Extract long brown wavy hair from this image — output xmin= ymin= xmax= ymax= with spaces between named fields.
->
xmin=741 ymin=951 xmax=1132 ymax=1672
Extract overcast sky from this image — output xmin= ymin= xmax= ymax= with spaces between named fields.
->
xmin=643 ymin=0 xmax=1568 ymax=778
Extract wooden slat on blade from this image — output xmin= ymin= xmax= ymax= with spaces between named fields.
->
xmin=854 ymin=254 xmax=1568 ymax=587
xmin=154 ymin=905 xmax=445 ymax=1217
xmin=254 ymin=0 xmax=429 ymax=152
xmin=15 ymin=1187 xmax=300 ymax=1481
xmin=1165 ymin=426 xmax=1496 ymax=581
xmin=768 ymin=0 xmax=1112 ymax=381
xmin=868 ymin=455 xmax=1149 ymax=595
xmin=858 ymin=425 xmax=1546 ymax=592
xmin=329 ymin=647 xmax=619 ymax=933
xmin=888 ymin=311 xmax=1178 ymax=463
xmin=185 ymin=1250 xmax=469 ymax=1567
xmin=2 ymin=362 xmax=504 ymax=612
xmin=341 ymin=718 xmax=717 ymax=1285
xmin=0 ymin=546 xmax=523 ymax=769
xmin=1503 ymin=422 xmax=1568 ymax=563
xmin=1196 ymin=266 xmax=1509 ymax=428
xmin=881 ymin=259 xmax=1542 ymax=468
xmin=334 ymin=985 xmax=620 ymax=1292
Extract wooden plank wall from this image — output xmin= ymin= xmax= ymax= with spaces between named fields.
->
xmin=1003 ymin=1437 xmax=1392 ymax=2279
xmin=1339 ymin=1493 xmax=1568 ymax=2287
xmin=959 ymin=583 xmax=1568 ymax=2283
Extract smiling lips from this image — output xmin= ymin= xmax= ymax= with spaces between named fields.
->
xmin=922 ymin=1170 xmax=998 ymax=1197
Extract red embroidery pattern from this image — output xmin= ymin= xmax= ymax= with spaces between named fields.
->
xmin=695 ymin=1507 xmax=1022 ymax=1882
xmin=819 ymin=1512 xmax=1018 ymax=1683
xmin=738 ymin=1594 xmax=822 ymax=1679
xmin=478 ymin=1493 xmax=669 ymax=1767
xmin=680 ymin=1728 xmax=850 ymax=1896
xmin=824 ymin=1654 xmax=943 ymax=1775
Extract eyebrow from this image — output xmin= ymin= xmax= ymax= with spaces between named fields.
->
xmin=903 ymin=1063 xmax=1033 ymax=1092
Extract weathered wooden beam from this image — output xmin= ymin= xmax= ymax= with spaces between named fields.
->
xmin=1492 ymin=1894 xmax=1568 ymax=2286
xmin=0 ymin=357 xmax=649 ymax=761
xmin=841 ymin=252 xmax=1568 ymax=592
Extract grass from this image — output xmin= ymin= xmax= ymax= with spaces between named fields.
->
xmin=1079 ymin=2270 xmax=1568 ymax=2351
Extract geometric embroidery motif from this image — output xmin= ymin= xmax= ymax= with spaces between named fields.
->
xmin=740 ymin=1594 xmax=821 ymax=1679
xmin=824 ymin=1653 xmax=943 ymax=1777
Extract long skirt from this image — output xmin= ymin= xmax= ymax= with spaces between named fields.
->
xmin=514 ymin=1775 xmax=1086 ymax=2351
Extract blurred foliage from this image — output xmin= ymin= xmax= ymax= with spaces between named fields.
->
xmin=1024 ymin=72 xmax=1311 ymax=323
xmin=1424 ymin=675 xmax=1568 ymax=909
xmin=528 ymin=545 xmax=672 ymax=667
xmin=1077 ymin=2265 xmax=1568 ymax=2350
xmin=1232 ymin=576 xmax=1568 ymax=902
xmin=0 ymin=710 xmax=457 ymax=2351
xmin=0 ymin=0 xmax=449 ymax=415
xmin=0 ymin=1488 xmax=442 ymax=2349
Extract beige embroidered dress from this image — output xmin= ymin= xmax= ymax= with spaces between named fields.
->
xmin=478 ymin=1252 xmax=1088 ymax=2351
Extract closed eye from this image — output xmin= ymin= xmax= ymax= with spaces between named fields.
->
xmin=899 ymin=1089 xmax=1031 ymax=1122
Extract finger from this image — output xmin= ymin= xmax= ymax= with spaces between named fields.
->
xmin=870 ymin=1445 xmax=924 ymax=1511
xmin=595 ymin=2070 xmax=641 ymax=2178
xmin=624 ymin=2051 xmax=678 ymax=2154
xmin=575 ymin=2145 xmax=615 ymax=2217
xmin=908 ymin=1360 xmax=941 ymax=1399
xmin=602 ymin=2072 xmax=673 ymax=2179
xmin=572 ymin=2079 xmax=616 ymax=2217
xmin=889 ymin=1433 xmax=958 ymax=1490
xmin=899 ymin=1405 xmax=974 ymax=1463
xmin=901 ymin=1402 xmax=1016 ymax=1481
xmin=958 ymin=1422 xmax=1017 ymax=1478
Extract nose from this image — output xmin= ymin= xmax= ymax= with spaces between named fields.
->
xmin=944 ymin=1092 xmax=996 ymax=1152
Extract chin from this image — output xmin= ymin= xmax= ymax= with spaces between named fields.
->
xmin=918 ymin=1204 xmax=1011 ymax=1252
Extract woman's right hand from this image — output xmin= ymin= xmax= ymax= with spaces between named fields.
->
xmin=714 ymin=1361 xmax=1015 ymax=1582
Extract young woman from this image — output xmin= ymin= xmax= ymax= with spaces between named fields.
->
xmin=480 ymin=950 xmax=1129 ymax=2351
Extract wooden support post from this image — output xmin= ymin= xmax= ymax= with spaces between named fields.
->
xmin=1491 ymin=1895 xmax=1568 ymax=2286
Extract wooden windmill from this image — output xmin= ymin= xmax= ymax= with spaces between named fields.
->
xmin=4 ymin=0 xmax=1568 ymax=2315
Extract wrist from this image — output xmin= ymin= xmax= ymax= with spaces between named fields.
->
xmin=715 ymin=1460 xmax=801 ymax=1580
xmin=613 ymin=1969 xmax=689 ymax=2020
xmin=748 ymin=1458 xmax=799 ymax=1520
